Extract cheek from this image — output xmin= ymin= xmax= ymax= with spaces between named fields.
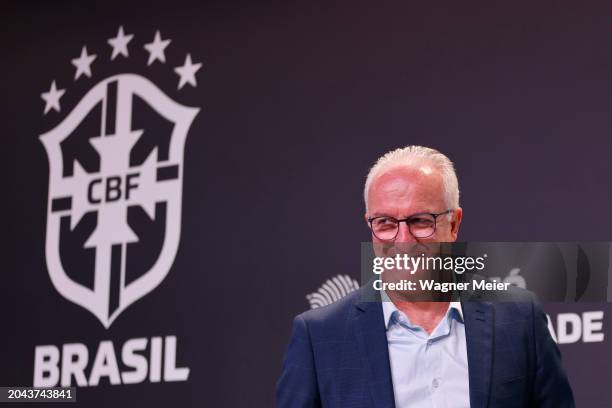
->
xmin=435 ymin=224 xmax=455 ymax=241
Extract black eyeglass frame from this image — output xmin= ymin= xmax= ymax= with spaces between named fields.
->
xmin=367 ymin=209 xmax=454 ymax=241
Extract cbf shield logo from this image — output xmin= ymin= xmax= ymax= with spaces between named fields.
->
xmin=39 ymin=28 xmax=201 ymax=328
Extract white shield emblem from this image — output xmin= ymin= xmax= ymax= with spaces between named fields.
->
xmin=40 ymin=74 xmax=199 ymax=328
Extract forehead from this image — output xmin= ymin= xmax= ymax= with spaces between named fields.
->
xmin=367 ymin=165 xmax=445 ymax=213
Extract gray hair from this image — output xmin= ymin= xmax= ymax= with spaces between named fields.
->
xmin=364 ymin=145 xmax=460 ymax=212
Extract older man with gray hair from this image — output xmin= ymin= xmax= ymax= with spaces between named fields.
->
xmin=277 ymin=146 xmax=574 ymax=408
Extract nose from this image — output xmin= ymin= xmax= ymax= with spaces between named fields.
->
xmin=395 ymin=221 xmax=418 ymax=243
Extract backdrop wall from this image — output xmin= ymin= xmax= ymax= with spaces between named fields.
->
xmin=4 ymin=1 xmax=611 ymax=406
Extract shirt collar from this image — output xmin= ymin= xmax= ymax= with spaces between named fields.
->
xmin=381 ymin=290 xmax=463 ymax=329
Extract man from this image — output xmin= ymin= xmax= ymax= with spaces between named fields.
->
xmin=276 ymin=146 xmax=575 ymax=407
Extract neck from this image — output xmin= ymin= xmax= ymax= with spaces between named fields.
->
xmin=386 ymin=291 xmax=449 ymax=335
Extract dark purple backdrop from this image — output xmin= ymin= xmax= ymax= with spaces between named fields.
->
xmin=3 ymin=1 xmax=611 ymax=406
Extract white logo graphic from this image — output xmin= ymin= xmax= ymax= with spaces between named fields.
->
xmin=490 ymin=267 xmax=527 ymax=289
xmin=306 ymin=274 xmax=360 ymax=309
xmin=40 ymin=27 xmax=202 ymax=328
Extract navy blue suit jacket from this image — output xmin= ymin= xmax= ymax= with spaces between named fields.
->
xmin=276 ymin=283 xmax=575 ymax=408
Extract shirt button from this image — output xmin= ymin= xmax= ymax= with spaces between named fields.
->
xmin=432 ymin=378 xmax=440 ymax=388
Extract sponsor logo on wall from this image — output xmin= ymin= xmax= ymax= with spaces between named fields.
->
xmin=35 ymin=26 xmax=202 ymax=387
xmin=306 ymin=274 xmax=360 ymax=309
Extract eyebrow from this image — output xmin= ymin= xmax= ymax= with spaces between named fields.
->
xmin=370 ymin=210 xmax=434 ymax=219
xmin=370 ymin=213 xmax=391 ymax=218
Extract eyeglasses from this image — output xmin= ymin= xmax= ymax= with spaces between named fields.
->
xmin=368 ymin=209 xmax=454 ymax=241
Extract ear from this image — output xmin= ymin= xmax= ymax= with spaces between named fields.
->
xmin=364 ymin=213 xmax=370 ymax=226
xmin=449 ymin=207 xmax=463 ymax=241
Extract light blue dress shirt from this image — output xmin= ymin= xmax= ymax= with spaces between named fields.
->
xmin=382 ymin=295 xmax=470 ymax=408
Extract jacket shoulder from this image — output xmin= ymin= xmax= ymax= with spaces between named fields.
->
xmin=295 ymin=286 xmax=373 ymax=343
xmin=298 ymin=287 xmax=362 ymax=324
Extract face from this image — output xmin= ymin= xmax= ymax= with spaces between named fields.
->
xmin=365 ymin=165 xmax=462 ymax=245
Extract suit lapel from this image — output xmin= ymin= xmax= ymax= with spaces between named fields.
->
xmin=354 ymin=287 xmax=395 ymax=408
xmin=463 ymin=299 xmax=494 ymax=408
